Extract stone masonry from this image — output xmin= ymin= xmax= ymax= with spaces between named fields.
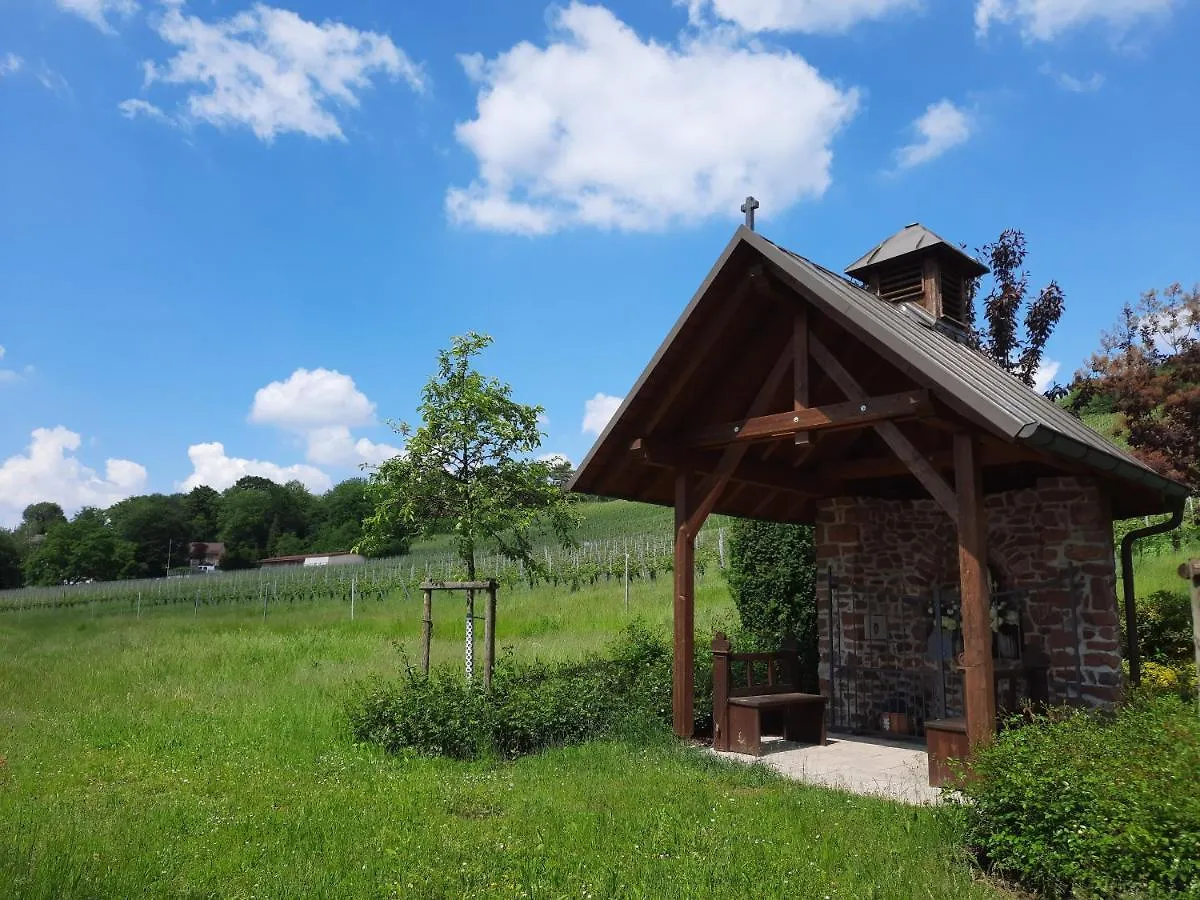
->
xmin=815 ymin=476 xmax=1122 ymax=734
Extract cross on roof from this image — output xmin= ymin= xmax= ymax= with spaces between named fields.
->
xmin=740 ymin=196 xmax=760 ymax=230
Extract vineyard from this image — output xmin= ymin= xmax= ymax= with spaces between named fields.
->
xmin=0 ymin=500 xmax=730 ymax=614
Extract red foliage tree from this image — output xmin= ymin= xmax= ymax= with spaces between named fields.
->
xmin=1082 ymin=283 xmax=1200 ymax=490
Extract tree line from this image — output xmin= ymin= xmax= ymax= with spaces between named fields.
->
xmin=0 ymin=476 xmax=408 ymax=589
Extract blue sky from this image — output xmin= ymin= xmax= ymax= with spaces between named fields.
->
xmin=1 ymin=0 xmax=1197 ymax=524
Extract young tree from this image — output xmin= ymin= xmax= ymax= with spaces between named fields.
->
xmin=1081 ymin=283 xmax=1200 ymax=490
xmin=965 ymin=230 xmax=1066 ymax=389
xmin=359 ymin=332 xmax=579 ymax=579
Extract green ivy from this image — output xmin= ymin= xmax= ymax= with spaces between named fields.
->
xmin=726 ymin=519 xmax=818 ymax=684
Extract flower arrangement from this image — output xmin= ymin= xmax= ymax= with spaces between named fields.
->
xmin=928 ymin=592 xmax=1020 ymax=633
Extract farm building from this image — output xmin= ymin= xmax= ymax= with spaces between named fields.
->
xmin=188 ymin=542 xmax=225 ymax=569
xmin=569 ymin=218 xmax=1189 ymax=775
xmin=258 ymin=551 xmax=366 ymax=569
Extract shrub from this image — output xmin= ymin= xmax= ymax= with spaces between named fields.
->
xmin=959 ymin=695 xmax=1200 ymax=897
xmin=726 ymin=519 xmax=817 ymax=685
xmin=1140 ymin=660 xmax=1199 ymax=702
xmin=1132 ymin=589 xmax=1194 ymax=664
xmin=348 ymin=624 xmax=715 ymax=760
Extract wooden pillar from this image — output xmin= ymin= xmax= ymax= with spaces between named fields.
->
xmin=955 ymin=433 xmax=996 ymax=748
xmin=673 ymin=471 xmax=695 ymax=738
xmin=421 ymin=587 xmax=433 ymax=675
xmin=484 ymin=581 xmax=497 ymax=690
xmin=711 ymin=633 xmax=731 ymax=750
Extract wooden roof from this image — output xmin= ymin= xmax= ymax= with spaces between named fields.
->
xmin=569 ymin=227 xmax=1189 ymax=522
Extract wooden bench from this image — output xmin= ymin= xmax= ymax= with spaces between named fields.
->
xmin=712 ymin=633 xmax=827 ymax=756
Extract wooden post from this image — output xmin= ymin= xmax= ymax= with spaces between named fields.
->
xmin=711 ymin=632 xmax=731 ymax=751
xmin=793 ymin=310 xmax=810 ymax=446
xmin=421 ymin=587 xmax=433 ymax=675
xmin=484 ymin=582 xmax=497 ymax=690
xmin=673 ymin=472 xmax=696 ymax=737
xmin=955 ymin=432 xmax=996 ymax=749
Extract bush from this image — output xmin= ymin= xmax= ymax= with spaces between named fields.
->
xmin=1140 ymin=660 xmax=1199 ymax=702
xmin=1132 ymin=589 xmax=1195 ymax=664
xmin=348 ymin=624 xmax=715 ymax=760
xmin=959 ymin=696 xmax=1200 ymax=897
xmin=726 ymin=520 xmax=817 ymax=685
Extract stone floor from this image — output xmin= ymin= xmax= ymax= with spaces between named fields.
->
xmin=710 ymin=732 xmax=942 ymax=805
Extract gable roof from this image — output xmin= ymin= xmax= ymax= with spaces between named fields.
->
xmin=845 ymin=222 xmax=988 ymax=278
xmin=569 ymin=226 xmax=1188 ymax=521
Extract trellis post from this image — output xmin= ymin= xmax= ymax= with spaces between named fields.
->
xmin=421 ymin=587 xmax=433 ymax=674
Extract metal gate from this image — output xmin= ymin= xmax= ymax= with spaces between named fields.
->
xmin=825 ymin=569 xmax=1083 ymax=739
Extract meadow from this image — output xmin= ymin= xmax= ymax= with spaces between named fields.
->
xmin=0 ymin=566 xmax=995 ymax=898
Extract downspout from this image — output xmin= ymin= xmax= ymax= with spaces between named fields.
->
xmin=1120 ymin=501 xmax=1185 ymax=686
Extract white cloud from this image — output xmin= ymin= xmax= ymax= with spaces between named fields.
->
xmin=1033 ymin=359 xmax=1061 ymax=393
xmin=36 ymin=67 xmax=71 ymax=96
xmin=0 ymin=345 xmax=26 ymax=384
xmin=250 ymin=368 xmax=375 ymax=429
xmin=304 ymin=426 xmax=401 ymax=468
xmin=0 ymin=427 xmax=148 ymax=526
xmin=894 ymin=99 xmax=973 ymax=170
xmin=447 ymin=2 xmax=859 ymax=234
xmin=118 ymin=98 xmax=173 ymax=123
xmin=684 ymin=0 xmax=922 ymax=34
xmin=1039 ymin=65 xmax=1104 ymax=92
xmin=249 ymin=368 xmax=399 ymax=468
xmin=55 ymin=0 xmax=137 ymax=35
xmin=179 ymin=442 xmax=332 ymax=493
xmin=975 ymin=0 xmax=1177 ymax=40
xmin=582 ymin=393 xmax=623 ymax=436
xmin=139 ymin=3 xmax=424 ymax=142
xmin=0 ymin=53 xmax=23 ymax=76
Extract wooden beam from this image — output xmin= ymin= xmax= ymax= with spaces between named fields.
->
xmin=671 ymin=390 xmax=932 ymax=450
xmin=955 ymin=432 xmax=997 ymax=751
xmin=809 ymin=335 xmax=958 ymax=522
xmin=794 ymin=310 xmax=811 ymax=447
xmin=631 ymin=440 xmax=831 ymax=498
xmin=684 ymin=334 xmax=795 ymax=535
xmin=673 ymin=472 xmax=696 ymax=738
xmin=819 ymin=442 xmax=1040 ymax=482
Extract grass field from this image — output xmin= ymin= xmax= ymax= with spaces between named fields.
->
xmin=0 ymin=575 xmax=996 ymax=899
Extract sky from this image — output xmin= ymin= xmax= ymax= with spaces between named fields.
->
xmin=1 ymin=0 xmax=1198 ymax=526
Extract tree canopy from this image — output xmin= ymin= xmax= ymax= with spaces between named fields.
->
xmin=359 ymin=332 xmax=578 ymax=579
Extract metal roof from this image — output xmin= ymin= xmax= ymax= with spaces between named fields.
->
xmin=568 ymin=226 xmax=1189 ymax=520
xmin=845 ymin=222 xmax=989 ymax=278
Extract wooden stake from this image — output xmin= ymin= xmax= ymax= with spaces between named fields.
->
xmin=955 ymin=432 xmax=996 ymax=749
xmin=421 ymin=587 xmax=433 ymax=675
xmin=484 ymin=583 xmax=497 ymax=690
xmin=673 ymin=472 xmax=696 ymax=738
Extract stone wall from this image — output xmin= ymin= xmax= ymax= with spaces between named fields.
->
xmin=815 ymin=476 xmax=1121 ymax=734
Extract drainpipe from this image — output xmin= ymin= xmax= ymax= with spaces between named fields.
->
xmin=1120 ymin=500 xmax=1185 ymax=686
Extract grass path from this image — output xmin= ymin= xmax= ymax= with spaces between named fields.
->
xmin=0 ymin=581 xmax=996 ymax=898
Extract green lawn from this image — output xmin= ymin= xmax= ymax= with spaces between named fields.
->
xmin=0 ymin=579 xmax=995 ymax=898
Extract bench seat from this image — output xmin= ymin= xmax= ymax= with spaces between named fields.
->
xmin=728 ymin=692 xmax=825 ymax=710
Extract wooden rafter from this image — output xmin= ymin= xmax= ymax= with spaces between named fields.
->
xmin=794 ymin=310 xmax=810 ymax=447
xmin=683 ymin=336 xmax=795 ymax=535
xmin=809 ymin=334 xmax=958 ymax=522
xmin=667 ymin=390 xmax=931 ymax=450
xmin=630 ymin=440 xmax=830 ymax=497
xmin=820 ymin=441 xmax=1040 ymax=482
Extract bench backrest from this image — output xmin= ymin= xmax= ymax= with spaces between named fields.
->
xmin=711 ymin=632 xmax=800 ymax=698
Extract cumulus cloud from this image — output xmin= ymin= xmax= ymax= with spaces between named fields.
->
xmin=975 ymin=0 xmax=1177 ymax=41
xmin=136 ymin=3 xmax=424 ymax=142
xmin=178 ymin=442 xmax=332 ymax=493
xmin=250 ymin=367 xmax=399 ymax=468
xmin=447 ymin=2 xmax=859 ymax=234
xmin=1033 ymin=359 xmax=1061 ymax=393
xmin=582 ymin=393 xmax=623 ymax=436
xmin=250 ymin=368 xmax=376 ymax=429
xmin=683 ymin=0 xmax=922 ymax=34
xmin=0 ymin=427 xmax=148 ymax=526
xmin=55 ymin=0 xmax=137 ymax=35
xmin=304 ymin=426 xmax=401 ymax=468
xmin=894 ymin=99 xmax=973 ymax=170
xmin=0 ymin=53 xmax=23 ymax=76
